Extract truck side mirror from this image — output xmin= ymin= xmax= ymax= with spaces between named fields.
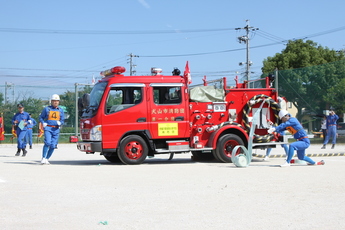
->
xmin=82 ymin=93 xmax=90 ymax=108
xmin=78 ymin=97 xmax=84 ymax=117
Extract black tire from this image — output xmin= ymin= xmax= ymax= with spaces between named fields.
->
xmin=215 ymin=134 xmax=244 ymax=163
xmin=212 ymin=149 xmax=222 ymax=162
xmin=118 ymin=135 xmax=148 ymax=165
xmin=104 ymin=154 xmax=121 ymax=163
xmin=192 ymin=151 xmax=215 ymax=161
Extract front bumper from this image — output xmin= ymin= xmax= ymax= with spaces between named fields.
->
xmin=77 ymin=141 xmax=102 ymax=153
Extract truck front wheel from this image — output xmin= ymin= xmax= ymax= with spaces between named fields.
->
xmin=118 ymin=135 xmax=148 ymax=165
xmin=104 ymin=154 xmax=121 ymax=163
xmin=215 ymin=134 xmax=244 ymax=163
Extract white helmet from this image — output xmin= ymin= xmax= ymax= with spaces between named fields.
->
xmin=279 ymin=110 xmax=289 ymax=119
xmin=51 ymin=94 xmax=60 ymax=101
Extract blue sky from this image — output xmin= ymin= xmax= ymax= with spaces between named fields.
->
xmin=1 ymin=0 xmax=345 ymax=99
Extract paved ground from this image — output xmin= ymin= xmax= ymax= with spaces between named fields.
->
xmin=1 ymin=143 xmax=344 ymax=230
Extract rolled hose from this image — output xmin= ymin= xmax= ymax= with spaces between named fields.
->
xmin=242 ymin=94 xmax=281 ymax=143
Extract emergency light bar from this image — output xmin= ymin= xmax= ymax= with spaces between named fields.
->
xmin=151 ymin=67 xmax=162 ymax=75
xmin=100 ymin=66 xmax=126 ymax=77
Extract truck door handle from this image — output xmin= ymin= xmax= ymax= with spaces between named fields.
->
xmin=137 ymin=117 xmax=146 ymax=122
xmin=175 ymin=116 xmax=184 ymax=121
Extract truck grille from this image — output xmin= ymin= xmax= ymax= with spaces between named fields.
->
xmin=81 ymin=129 xmax=89 ymax=134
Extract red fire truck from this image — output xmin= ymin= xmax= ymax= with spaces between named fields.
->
xmin=77 ymin=65 xmax=282 ymax=164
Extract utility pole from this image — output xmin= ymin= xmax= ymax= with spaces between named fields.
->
xmin=5 ymin=82 xmax=15 ymax=104
xmin=128 ymin=53 xmax=139 ymax=76
xmin=236 ymin=20 xmax=259 ymax=85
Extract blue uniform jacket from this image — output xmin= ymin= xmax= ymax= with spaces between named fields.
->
xmin=275 ymin=117 xmax=307 ymax=140
xmin=39 ymin=106 xmax=65 ymax=126
xmin=12 ymin=112 xmax=31 ymax=131
xmin=326 ymin=114 xmax=339 ymax=128
xmin=27 ymin=118 xmax=37 ymax=129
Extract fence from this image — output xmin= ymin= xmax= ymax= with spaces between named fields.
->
xmin=0 ymin=133 xmax=79 ymax=145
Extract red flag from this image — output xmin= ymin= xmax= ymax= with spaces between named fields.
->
xmin=92 ymin=75 xmax=96 ymax=85
xmin=0 ymin=113 xmax=4 ymax=141
xmin=38 ymin=122 xmax=44 ymax=138
xmin=183 ymin=61 xmax=192 ymax=84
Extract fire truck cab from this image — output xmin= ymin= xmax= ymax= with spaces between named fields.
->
xmin=77 ymin=66 xmax=282 ymax=165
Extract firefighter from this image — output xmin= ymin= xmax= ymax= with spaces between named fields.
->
xmin=321 ymin=109 xmax=339 ymax=149
xmin=25 ymin=113 xmax=37 ymax=149
xmin=39 ymin=94 xmax=65 ymax=165
xmin=268 ymin=110 xmax=325 ymax=167
xmin=11 ymin=103 xmax=32 ymax=156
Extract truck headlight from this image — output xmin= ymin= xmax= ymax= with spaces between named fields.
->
xmin=90 ymin=125 xmax=102 ymax=141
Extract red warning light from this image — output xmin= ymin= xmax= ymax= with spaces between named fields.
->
xmin=100 ymin=66 xmax=126 ymax=77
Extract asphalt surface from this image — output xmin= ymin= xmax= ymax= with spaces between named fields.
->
xmin=1 ymin=143 xmax=345 ymax=230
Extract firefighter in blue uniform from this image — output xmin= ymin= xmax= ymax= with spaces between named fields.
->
xmin=12 ymin=103 xmax=32 ymax=156
xmin=321 ymin=109 xmax=339 ymax=149
xmin=268 ymin=110 xmax=325 ymax=167
xmin=39 ymin=94 xmax=65 ymax=165
xmin=25 ymin=113 xmax=37 ymax=149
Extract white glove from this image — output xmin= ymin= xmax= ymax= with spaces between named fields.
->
xmin=28 ymin=120 xmax=32 ymax=124
xmin=57 ymin=121 xmax=61 ymax=126
xmin=268 ymin=127 xmax=276 ymax=134
xmin=43 ymin=123 xmax=47 ymax=127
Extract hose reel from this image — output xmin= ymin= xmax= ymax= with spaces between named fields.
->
xmin=242 ymin=94 xmax=281 ymax=143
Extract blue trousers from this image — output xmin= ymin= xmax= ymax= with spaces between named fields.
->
xmin=42 ymin=126 xmax=60 ymax=159
xmin=26 ymin=129 xmax=33 ymax=146
xmin=323 ymin=125 xmax=337 ymax=145
xmin=286 ymin=138 xmax=315 ymax=165
xmin=16 ymin=129 xmax=27 ymax=149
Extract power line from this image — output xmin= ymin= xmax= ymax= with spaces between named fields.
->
xmin=256 ymin=30 xmax=287 ymax=43
xmin=0 ymin=67 xmax=97 ymax=73
xmin=0 ymin=74 xmax=88 ymax=79
xmin=1 ymin=26 xmax=345 ymax=76
xmin=139 ymin=47 xmax=246 ymax=57
xmin=0 ymin=27 xmax=236 ymax=35
xmin=0 ymin=56 xmax=128 ymax=79
xmin=296 ymin=26 xmax=345 ymax=40
xmin=139 ymin=26 xmax=345 ymax=58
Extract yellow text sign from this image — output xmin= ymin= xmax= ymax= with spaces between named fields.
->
xmin=158 ymin=123 xmax=178 ymax=136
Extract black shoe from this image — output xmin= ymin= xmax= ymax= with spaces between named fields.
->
xmin=321 ymin=145 xmax=326 ymax=149
xmin=22 ymin=149 xmax=27 ymax=157
xmin=331 ymin=144 xmax=335 ymax=149
xmin=29 ymin=146 xmax=32 ymax=149
xmin=15 ymin=148 xmax=21 ymax=156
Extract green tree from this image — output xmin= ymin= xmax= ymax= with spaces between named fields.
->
xmin=60 ymin=85 xmax=92 ymax=128
xmin=324 ymin=78 xmax=345 ymax=113
xmin=0 ymin=92 xmax=4 ymax=106
xmin=1 ymin=103 xmax=16 ymax=134
xmin=262 ymin=39 xmax=345 ymax=119
xmin=1 ymin=97 xmax=43 ymax=134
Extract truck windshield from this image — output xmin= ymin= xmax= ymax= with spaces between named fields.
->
xmin=89 ymin=81 xmax=107 ymax=109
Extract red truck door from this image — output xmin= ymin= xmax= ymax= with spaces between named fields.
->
xmin=147 ymin=83 xmax=190 ymax=139
xmin=102 ymin=83 xmax=148 ymax=149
